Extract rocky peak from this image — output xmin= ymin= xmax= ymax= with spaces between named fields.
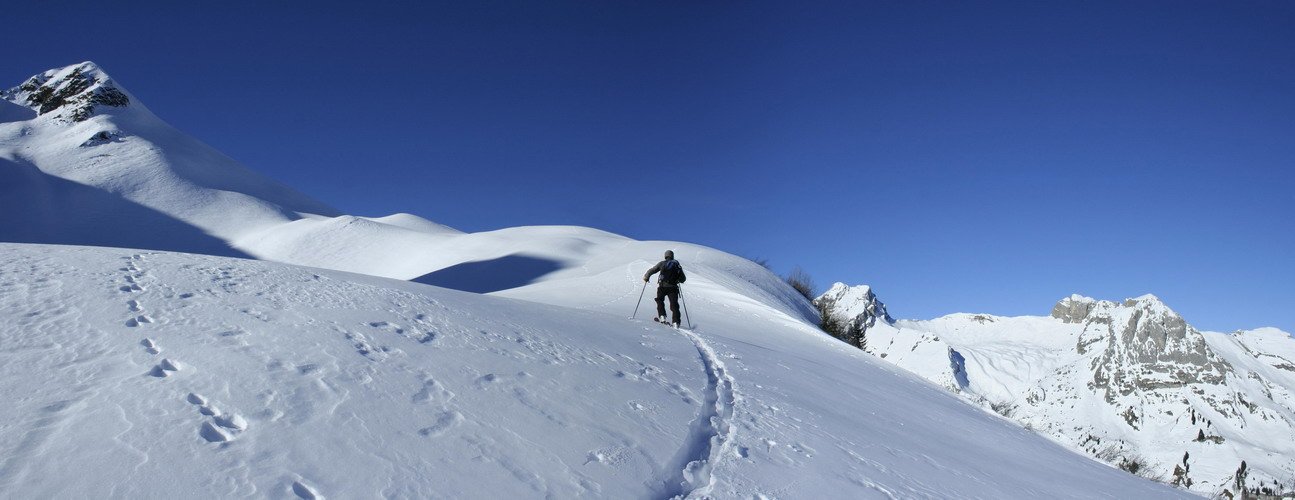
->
xmin=1075 ymin=294 xmax=1231 ymax=403
xmin=1083 ymin=294 xmax=1192 ymax=354
xmin=815 ymin=282 xmax=894 ymax=329
xmin=4 ymin=62 xmax=131 ymax=122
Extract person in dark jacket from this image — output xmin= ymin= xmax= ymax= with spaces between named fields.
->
xmin=643 ymin=250 xmax=686 ymax=326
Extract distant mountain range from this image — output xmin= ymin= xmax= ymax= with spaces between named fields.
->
xmin=817 ymin=284 xmax=1295 ymax=495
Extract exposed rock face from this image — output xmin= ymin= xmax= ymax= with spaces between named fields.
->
xmin=1076 ymin=295 xmax=1231 ymax=403
xmin=1022 ymin=295 xmax=1282 ymax=493
xmin=5 ymin=62 xmax=130 ymax=122
xmin=1051 ymin=294 xmax=1098 ymax=323
xmin=815 ymin=282 xmax=894 ymax=334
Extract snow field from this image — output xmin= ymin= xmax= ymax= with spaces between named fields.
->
xmin=0 ymin=243 xmax=1191 ymax=498
xmin=0 ymin=245 xmax=715 ymax=498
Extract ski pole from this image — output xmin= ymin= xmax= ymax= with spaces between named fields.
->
xmin=631 ymin=280 xmax=648 ymax=319
xmin=680 ymin=285 xmax=692 ymax=329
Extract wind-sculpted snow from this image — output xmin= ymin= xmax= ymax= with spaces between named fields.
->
xmin=0 ymin=244 xmax=1189 ymax=498
xmin=0 ymin=244 xmax=710 ymax=497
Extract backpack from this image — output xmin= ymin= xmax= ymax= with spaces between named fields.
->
xmin=660 ymin=259 xmax=686 ymax=285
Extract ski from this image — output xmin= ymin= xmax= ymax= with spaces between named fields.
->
xmin=652 ymin=316 xmax=687 ymax=330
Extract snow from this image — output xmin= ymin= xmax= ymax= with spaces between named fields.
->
xmin=365 ymin=213 xmax=464 ymax=235
xmin=900 ymin=314 xmax=1082 ymax=403
xmin=0 ymin=244 xmax=1192 ymax=498
xmin=828 ymin=285 xmax=1295 ymax=495
xmin=1 ymin=62 xmax=336 ymax=255
xmin=0 ymin=61 xmax=1203 ymax=497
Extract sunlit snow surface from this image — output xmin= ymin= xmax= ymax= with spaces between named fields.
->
xmin=0 ymin=244 xmax=1187 ymax=498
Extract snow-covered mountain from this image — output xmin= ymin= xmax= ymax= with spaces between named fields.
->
xmin=0 ymin=61 xmax=1199 ymax=497
xmin=0 ymin=62 xmax=338 ymax=257
xmin=818 ymin=284 xmax=1295 ymax=497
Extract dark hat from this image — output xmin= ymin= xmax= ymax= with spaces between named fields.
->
xmin=664 ymin=250 xmax=674 ymax=259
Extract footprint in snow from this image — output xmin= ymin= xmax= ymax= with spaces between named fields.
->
xmin=372 ymin=320 xmax=435 ymax=344
xmin=345 ymin=331 xmax=390 ymax=360
xmin=215 ymin=413 xmax=249 ymax=431
xmin=147 ymin=358 xmax=182 ymax=377
xmin=368 ymin=321 xmax=404 ymax=334
xmin=200 ymin=421 xmax=232 ymax=443
xmin=141 ymin=338 xmax=160 ymax=354
xmin=188 ymin=392 xmax=250 ymax=438
xmin=411 ymin=376 xmax=456 ymax=404
xmin=417 ymin=411 xmax=463 ymax=438
xmin=125 ymin=315 xmax=153 ymax=327
xmin=292 ymin=480 xmax=322 ymax=500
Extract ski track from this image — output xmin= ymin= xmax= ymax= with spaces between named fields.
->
xmin=659 ymin=325 xmax=738 ymax=499
xmin=594 ymin=262 xmax=647 ymax=312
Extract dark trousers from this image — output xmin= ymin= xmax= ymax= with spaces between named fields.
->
xmin=655 ymin=286 xmax=680 ymax=324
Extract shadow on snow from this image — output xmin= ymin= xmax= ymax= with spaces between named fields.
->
xmin=412 ymin=254 xmax=564 ymax=294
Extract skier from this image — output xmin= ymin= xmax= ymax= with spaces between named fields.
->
xmin=643 ymin=250 xmax=686 ymax=327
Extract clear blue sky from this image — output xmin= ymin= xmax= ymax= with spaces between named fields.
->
xmin=4 ymin=1 xmax=1293 ymax=332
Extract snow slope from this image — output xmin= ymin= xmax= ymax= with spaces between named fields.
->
xmin=0 ymin=62 xmax=337 ymax=257
xmin=0 ymin=243 xmax=1189 ymax=498
xmin=1 ymin=61 xmax=530 ymax=283
xmin=820 ymin=285 xmax=1295 ymax=496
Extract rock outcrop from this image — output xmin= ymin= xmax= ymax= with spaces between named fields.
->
xmin=1077 ymin=295 xmax=1232 ymax=403
xmin=815 ymin=282 xmax=893 ymax=334
xmin=5 ymin=62 xmax=131 ymax=122
xmin=1051 ymin=294 xmax=1099 ymax=323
